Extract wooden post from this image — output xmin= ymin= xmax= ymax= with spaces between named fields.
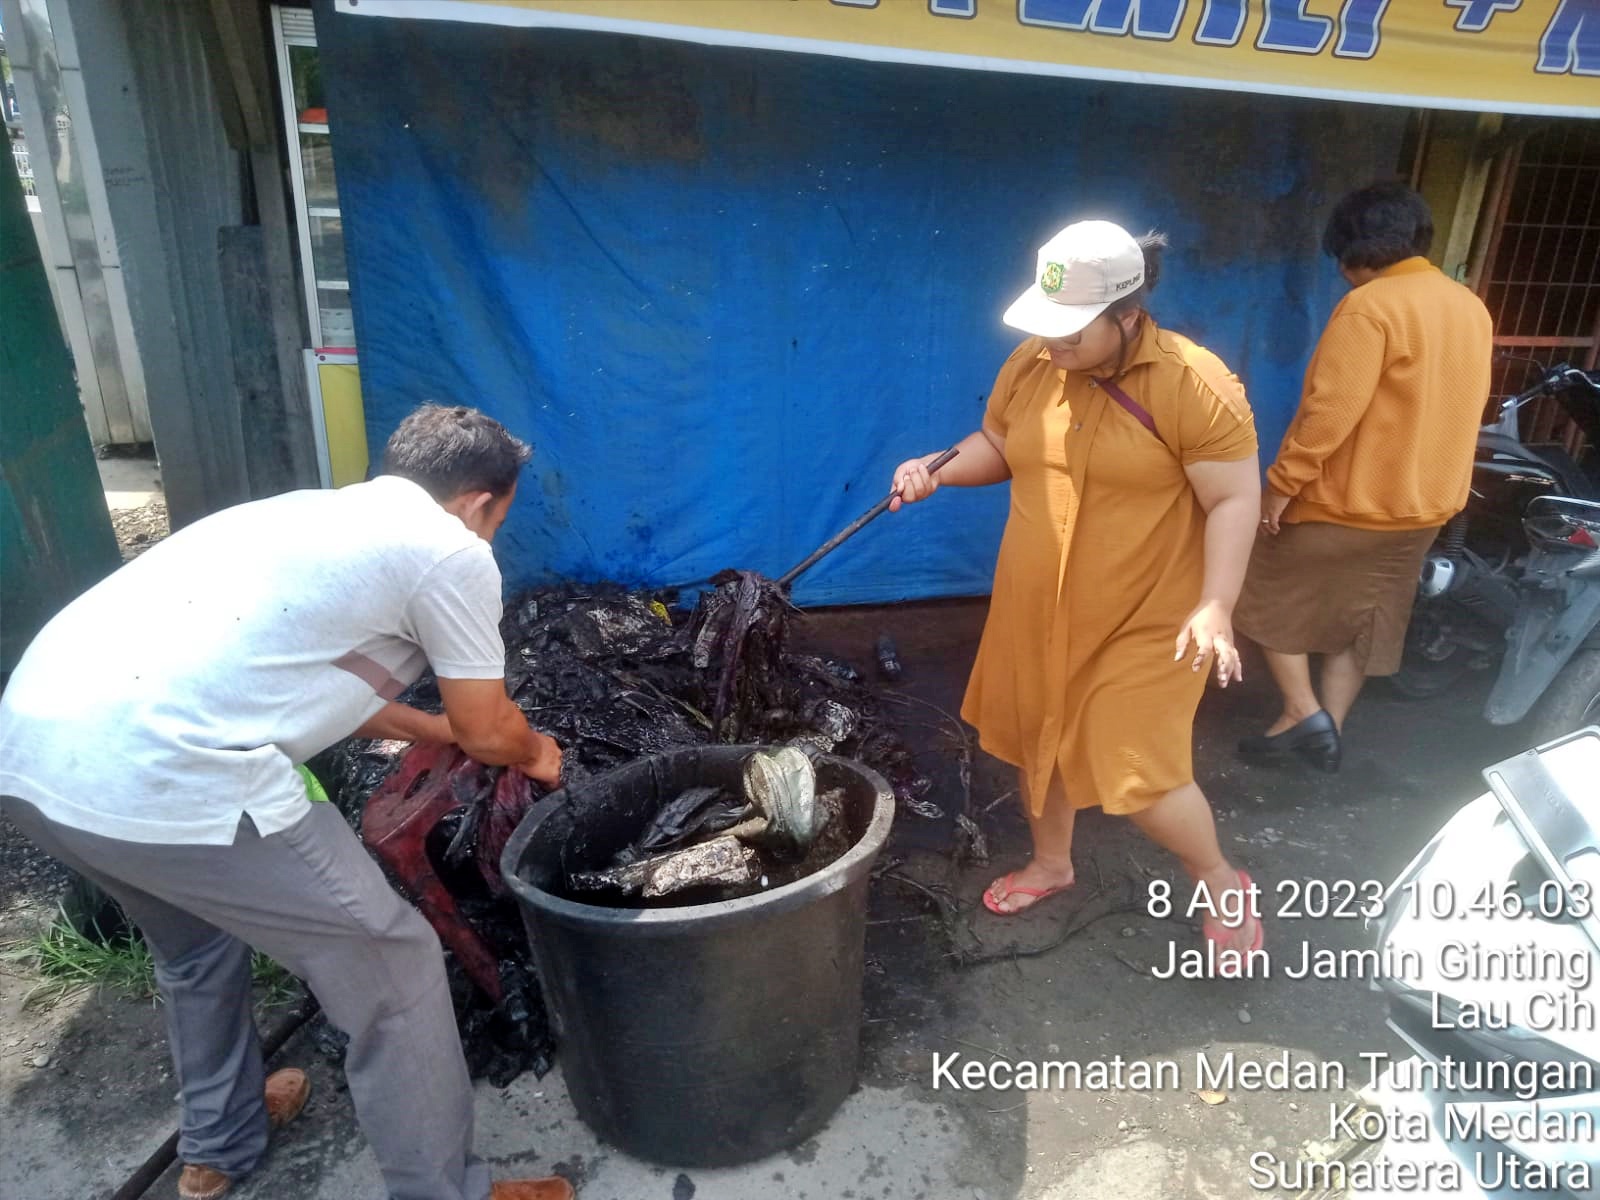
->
xmin=205 ymin=0 xmax=320 ymax=493
xmin=1439 ymin=113 xmax=1504 ymax=283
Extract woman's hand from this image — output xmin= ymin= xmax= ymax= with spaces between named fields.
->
xmin=1260 ymin=489 xmax=1291 ymax=535
xmin=1175 ymin=599 xmax=1242 ymax=687
xmin=888 ymin=456 xmax=940 ymax=512
xmin=887 ymin=430 xmax=1011 ymax=509
xmin=515 ymin=730 xmax=563 ymax=787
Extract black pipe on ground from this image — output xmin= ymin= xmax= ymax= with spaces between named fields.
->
xmin=110 ymin=1001 xmax=314 ymax=1200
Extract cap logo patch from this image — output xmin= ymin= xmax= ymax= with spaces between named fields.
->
xmin=1040 ymin=262 xmax=1064 ymax=294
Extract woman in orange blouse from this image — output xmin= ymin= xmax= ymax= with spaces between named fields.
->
xmin=1235 ymin=183 xmax=1493 ymax=771
xmin=892 ymin=221 xmax=1264 ymax=964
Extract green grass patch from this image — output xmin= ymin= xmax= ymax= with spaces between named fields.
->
xmin=0 ymin=905 xmax=301 ymax=1010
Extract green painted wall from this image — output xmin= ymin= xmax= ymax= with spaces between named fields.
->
xmin=1 ymin=137 xmax=120 ymax=677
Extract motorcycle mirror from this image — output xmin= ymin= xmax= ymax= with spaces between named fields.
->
xmin=1494 ymin=349 xmax=1548 ymax=376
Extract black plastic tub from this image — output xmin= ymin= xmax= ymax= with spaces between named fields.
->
xmin=500 ymin=745 xmax=894 ymax=1167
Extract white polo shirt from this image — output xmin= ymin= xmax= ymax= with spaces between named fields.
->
xmin=0 ymin=476 xmax=506 ymax=844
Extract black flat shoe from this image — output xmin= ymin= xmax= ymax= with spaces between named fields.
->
xmin=1237 ymin=710 xmax=1341 ymax=773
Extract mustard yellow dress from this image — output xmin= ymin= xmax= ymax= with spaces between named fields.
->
xmin=960 ymin=321 xmax=1257 ymax=816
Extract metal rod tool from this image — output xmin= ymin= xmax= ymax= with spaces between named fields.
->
xmin=777 ymin=446 xmax=961 ymax=588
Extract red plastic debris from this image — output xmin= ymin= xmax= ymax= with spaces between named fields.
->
xmin=361 ymin=742 xmax=514 ymax=1003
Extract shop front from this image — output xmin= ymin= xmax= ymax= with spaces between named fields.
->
xmin=291 ymin=0 xmax=1598 ymax=601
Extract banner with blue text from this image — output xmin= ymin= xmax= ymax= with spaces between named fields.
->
xmin=338 ymin=0 xmax=1600 ymax=118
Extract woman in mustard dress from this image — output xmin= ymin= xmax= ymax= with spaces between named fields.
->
xmin=892 ymin=220 xmax=1264 ymax=962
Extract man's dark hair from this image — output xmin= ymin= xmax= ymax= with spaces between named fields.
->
xmin=381 ymin=405 xmax=531 ymax=501
xmin=1321 ymin=182 xmax=1434 ymax=270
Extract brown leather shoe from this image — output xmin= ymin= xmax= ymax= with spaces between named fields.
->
xmin=491 ymin=1179 xmax=576 ymax=1200
xmin=177 ymin=1164 xmax=231 ymax=1200
xmin=177 ymin=1070 xmax=311 ymax=1198
xmin=264 ymin=1067 xmax=311 ymax=1129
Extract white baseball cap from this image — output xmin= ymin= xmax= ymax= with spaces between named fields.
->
xmin=1002 ymin=220 xmax=1145 ymax=339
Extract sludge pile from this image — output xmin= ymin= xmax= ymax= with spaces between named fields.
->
xmin=314 ymin=573 xmax=935 ymax=1083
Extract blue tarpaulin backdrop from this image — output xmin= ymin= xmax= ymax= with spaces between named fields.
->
xmin=319 ymin=9 xmax=1403 ymax=604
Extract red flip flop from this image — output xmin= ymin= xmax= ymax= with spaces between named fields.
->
xmin=982 ymin=871 xmax=1074 ymax=916
xmin=1202 ymin=869 xmax=1264 ymax=977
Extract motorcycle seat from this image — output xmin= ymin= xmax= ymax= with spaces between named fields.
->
xmin=1477 ymin=432 xmax=1600 ymax=499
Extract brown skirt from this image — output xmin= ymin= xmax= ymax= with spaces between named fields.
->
xmin=1234 ymin=521 xmax=1439 ymax=677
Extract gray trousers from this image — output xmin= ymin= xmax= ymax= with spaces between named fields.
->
xmin=2 ymin=797 xmax=491 ymax=1200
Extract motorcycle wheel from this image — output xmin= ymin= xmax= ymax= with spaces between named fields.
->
xmin=1388 ymin=646 xmax=1469 ymax=699
xmin=1525 ymin=648 xmax=1600 ymax=744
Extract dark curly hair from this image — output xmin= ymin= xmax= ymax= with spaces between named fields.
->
xmin=1321 ymin=182 xmax=1434 ymax=271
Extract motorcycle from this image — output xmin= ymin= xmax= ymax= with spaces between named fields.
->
xmin=1340 ymin=727 xmax=1600 ymax=1199
xmin=1395 ymin=359 xmax=1600 ymax=741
